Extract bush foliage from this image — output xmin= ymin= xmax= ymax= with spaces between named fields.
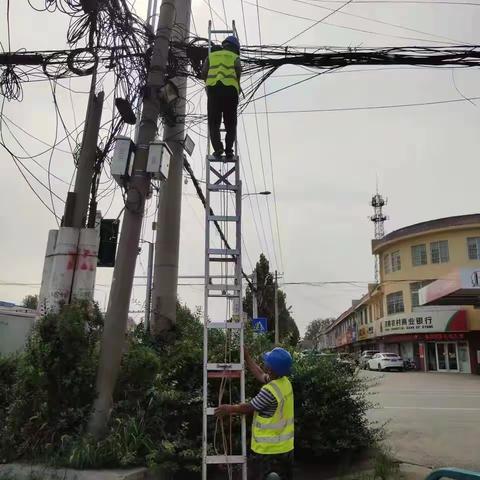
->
xmin=0 ymin=302 xmax=381 ymax=476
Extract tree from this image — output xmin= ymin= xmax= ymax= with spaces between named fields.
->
xmin=243 ymin=254 xmax=300 ymax=346
xmin=304 ymin=318 xmax=335 ymax=348
xmin=21 ymin=294 xmax=38 ymax=310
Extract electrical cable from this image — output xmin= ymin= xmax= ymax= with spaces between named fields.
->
xmin=240 ymin=94 xmax=480 ymax=113
xmin=285 ymin=0 xmax=469 ymax=45
xmin=281 ymin=0 xmax=355 ymax=45
xmin=0 ymin=100 xmax=63 ymax=219
xmin=255 ymin=2 xmax=285 ymax=273
xmin=239 ymin=1 xmax=279 ymax=269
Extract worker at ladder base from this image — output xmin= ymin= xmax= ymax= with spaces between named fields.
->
xmin=201 ymin=36 xmax=242 ymax=159
xmin=215 ymin=347 xmax=294 ymax=480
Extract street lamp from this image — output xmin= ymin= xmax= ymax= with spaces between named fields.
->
xmin=242 ymin=191 xmax=271 ymax=199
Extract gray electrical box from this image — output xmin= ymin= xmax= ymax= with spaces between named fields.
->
xmin=111 ymin=136 xmax=134 ymax=185
xmin=146 ymin=141 xmax=172 ymax=181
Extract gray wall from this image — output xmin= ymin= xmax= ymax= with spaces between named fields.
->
xmin=0 ymin=309 xmax=36 ymax=356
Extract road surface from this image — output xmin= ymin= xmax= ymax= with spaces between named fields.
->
xmin=366 ymin=371 xmax=480 ymax=471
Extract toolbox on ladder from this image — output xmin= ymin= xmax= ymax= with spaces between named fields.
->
xmin=202 ymin=20 xmax=248 ymax=480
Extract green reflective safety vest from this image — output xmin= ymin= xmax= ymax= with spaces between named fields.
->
xmin=206 ymin=49 xmax=239 ymax=93
xmin=251 ymin=376 xmax=294 ymax=455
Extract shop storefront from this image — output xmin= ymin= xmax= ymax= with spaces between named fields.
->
xmin=376 ymin=309 xmax=472 ymax=373
xmin=425 ymin=339 xmax=471 ymax=373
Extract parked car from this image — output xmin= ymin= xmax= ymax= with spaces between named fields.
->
xmin=367 ymin=352 xmax=404 ymax=372
xmin=359 ymin=350 xmax=380 ymax=369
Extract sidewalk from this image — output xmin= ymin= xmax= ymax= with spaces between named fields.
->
xmin=0 ymin=461 xmax=435 ymax=480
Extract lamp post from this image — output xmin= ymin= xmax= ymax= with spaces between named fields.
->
xmin=242 ymin=191 xmax=271 ymax=199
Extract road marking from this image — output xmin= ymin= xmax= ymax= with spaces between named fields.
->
xmin=378 ymin=406 xmax=480 ymax=411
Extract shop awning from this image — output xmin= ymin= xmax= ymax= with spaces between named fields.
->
xmin=419 ymin=268 xmax=480 ymax=306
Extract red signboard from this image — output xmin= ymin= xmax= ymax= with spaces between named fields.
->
xmin=382 ymin=332 xmax=466 ymax=343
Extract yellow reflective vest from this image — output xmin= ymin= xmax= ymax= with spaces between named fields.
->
xmin=206 ymin=49 xmax=239 ymax=93
xmin=251 ymin=376 xmax=294 ymax=455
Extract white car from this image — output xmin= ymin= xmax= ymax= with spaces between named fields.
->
xmin=367 ymin=353 xmax=404 ymax=372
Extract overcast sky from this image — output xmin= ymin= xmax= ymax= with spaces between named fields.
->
xmin=1 ymin=0 xmax=480 ymax=334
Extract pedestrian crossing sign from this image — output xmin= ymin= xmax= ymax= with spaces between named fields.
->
xmin=252 ymin=317 xmax=267 ymax=334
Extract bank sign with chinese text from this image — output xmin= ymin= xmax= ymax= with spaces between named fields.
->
xmin=379 ymin=309 xmax=467 ymax=336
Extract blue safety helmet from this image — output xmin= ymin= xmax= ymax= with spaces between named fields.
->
xmin=263 ymin=347 xmax=293 ymax=377
xmin=223 ymin=35 xmax=240 ymax=52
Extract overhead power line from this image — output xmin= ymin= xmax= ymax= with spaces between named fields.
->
xmin=240 ymin=95 xmax=480 ymax=113
xmin=281 ymin=0 xmax=355 ymax=45
xmin=305 ymin=0 xmax=480 ymax=5
xmin=244 ymin=0 xmax=466 ymax=45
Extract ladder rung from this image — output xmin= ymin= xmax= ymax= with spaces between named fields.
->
xmin=210 ymin=29 xmax=235 ymax=35
xmin=207 ymin=322 xmax=243 ymax=329
xmin=207 ymin=284 xmax=241 ymax=291
xmin=208 ymin=275 xmax=236 ymax=280
xmin=208 ymin=248 xmax=239 ymax=256
xmin=208 ymin=184 xmax=238 ymax=191
xmin=207 ymin=155 xmax=238 ymax=162
xmin=206 ymin=455 xmax=246 ymax=465
xmin=208 ymin=293 xmax=241 ymax=299
xmin=208 ymin=371 xmax=242 ymax=379
xmin=207 ymin=363 xmax=243 ymax=371
xmin=208 ymin=215 xmax=239 ymax=222
xmin=209 ymin=257 xmax=237 ymax=263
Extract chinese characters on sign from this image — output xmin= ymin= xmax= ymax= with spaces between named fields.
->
xmin=383 ymin=315 xmax=433 ymax=332
xmin=380 ymin=310 xmax=465 ymax=335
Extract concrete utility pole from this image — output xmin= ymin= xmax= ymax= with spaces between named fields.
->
xmin=69 ymin=71 xmax=104 ymax=228
xmin=151 ymin=0 xmax=191 ymax=336
xmin=274 ymin=270 xmax=279 ymax=344
xmin=38 ymin=66 xmax=104 ymax=314
xmin=144 ymin=241 xmax=154 ymax=331
xmin=88 ymin=0 xmax=177 ymax=438
xmin=253 ymin=269 xmax=258 ymax=319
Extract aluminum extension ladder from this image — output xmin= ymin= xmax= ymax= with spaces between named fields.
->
xmin=202 ymin=20 xmax=248 ymax=480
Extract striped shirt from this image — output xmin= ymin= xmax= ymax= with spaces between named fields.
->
xmin=250 ymin=384 xmax=278 ymax=418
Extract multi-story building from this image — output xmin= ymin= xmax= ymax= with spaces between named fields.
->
xmin=321 ymin=214 xmax=480 ymax=374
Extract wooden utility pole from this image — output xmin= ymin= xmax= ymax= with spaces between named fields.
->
xmin=151 ymin=0 xmax=191 ymax=336
xmin=88 ymin=0 xmax=177 ymax=438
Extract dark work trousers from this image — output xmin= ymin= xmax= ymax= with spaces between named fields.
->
xmin=250 ymin=451 xmax=294 ymax=480
xmin=207 ymin=84 xmax=239 ymax=154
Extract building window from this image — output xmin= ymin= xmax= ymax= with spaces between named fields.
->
xmin=383 ymin=254 xmax=391 ymax=274
xmin=391 ymin=250 xmax=401 ymax=272
xmin=430 ymin=240 xmax=449 ymax=264
xmin=410 ymin=280 xmax=434 ymax=308
xmin=467 ymin=237 xmax=480 ymax=260
xmin=387 ymin=291 xmax=404 ymax=315
xmin=411 ymin=244 xmax=427 ymax=266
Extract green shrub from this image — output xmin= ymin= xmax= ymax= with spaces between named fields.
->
xmin=0 ymin=300 xmax=382 ymax=476
xmin=0 ymin=302 xmax=103 ymax=462
xmin=0 ymin=355 xmax=18 ymax=430
xmin=292 ymin=355 xmax=382 ymax=460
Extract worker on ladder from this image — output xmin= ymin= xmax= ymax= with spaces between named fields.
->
xmin=201 ymin=36 xmax=242 ymax=159
xmin=215 ymin=347 xmax=294 ymax=479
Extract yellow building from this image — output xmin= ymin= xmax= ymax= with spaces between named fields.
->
xmin=324 ymin=214 xmax=480 ymax=374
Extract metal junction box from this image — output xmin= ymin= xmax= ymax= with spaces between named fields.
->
xmin=111 ymin=136 xmax=134 ymax=185
xmin=146 ymin=141 xmax=172 ymax=181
